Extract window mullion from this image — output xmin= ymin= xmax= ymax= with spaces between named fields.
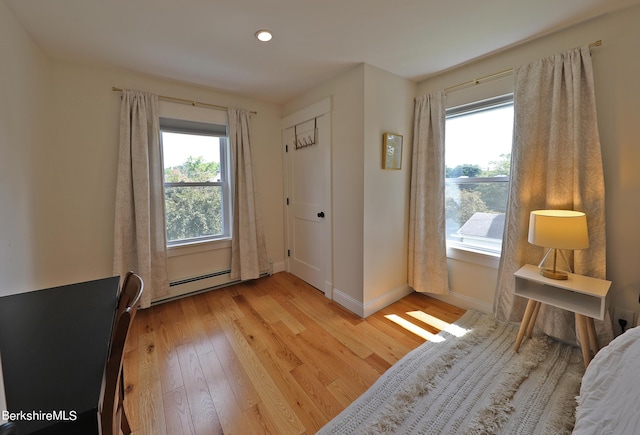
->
xmin=164 ymin=181 xmax=221 ymax=188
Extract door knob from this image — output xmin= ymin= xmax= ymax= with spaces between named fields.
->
xmin=317 ymin=211 xmax=325 ymax=218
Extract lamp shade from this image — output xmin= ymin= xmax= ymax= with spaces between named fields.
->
xmin=528 ymin=210 xmax=589 ymax=250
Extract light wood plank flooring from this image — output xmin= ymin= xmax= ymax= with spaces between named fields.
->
xmin=123 ymin=272 xmax=465 ymax=435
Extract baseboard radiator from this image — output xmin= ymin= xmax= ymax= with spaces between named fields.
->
xmin=151 ymin=265 xmax=272 ymax=306
xmin=169 ymin=269 xmax=232 ymax=288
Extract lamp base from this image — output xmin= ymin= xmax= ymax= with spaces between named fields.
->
xmin=539 ymin=268 xmax=568 ymax=280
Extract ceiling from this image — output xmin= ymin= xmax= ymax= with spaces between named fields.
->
xmin=5 ymin=0 xmax=640 ymax=104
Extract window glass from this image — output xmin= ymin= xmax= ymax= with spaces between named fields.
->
xmin=445 ymin=96 xmax=513 ymax=254
xmin=160 ymin=122 xmax=231 ymax=246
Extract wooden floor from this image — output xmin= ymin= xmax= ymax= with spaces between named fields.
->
xmin=123 ymin=272 xmax=465 ymax=435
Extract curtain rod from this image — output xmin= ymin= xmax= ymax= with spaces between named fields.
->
xmin=442 ymin=40 xmax=602 ymax=94
xmin=111 ymin=87 xmax=257 ymax=115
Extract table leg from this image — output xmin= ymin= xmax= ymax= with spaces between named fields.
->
xmin=525 ymin=301 xmax=541 ymax=338
xmin=514 ymin=299 xmax=538 ymax=352
xmin=586 ymin=317 xmax=599 ymax=354
xmin=576 ymin=313 xmax=592 ymax=369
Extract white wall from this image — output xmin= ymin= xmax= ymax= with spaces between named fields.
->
xmin=0 ymin=0 xmax=53 ymax=295
xmin=282 ymin=64 xmax=416 ymax=316
xmin=362 ymin=64 xmax=416 ymax=314
xmin=6 ymin=1 xmax=639 ymax=319
xmin=50 ymin=63 xmax=284 ymax=296
xmin=1 ymin=2 xmax=285 ymax=297
xmin=417 ymin=5 xmax=640 ymax=315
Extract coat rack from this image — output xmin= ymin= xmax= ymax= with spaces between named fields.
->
xmin=294 ymin=118 xmax=317 ymax=149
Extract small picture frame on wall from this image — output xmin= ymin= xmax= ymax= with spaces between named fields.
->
xmin=382 ymin=133 xmax=403 ymax=170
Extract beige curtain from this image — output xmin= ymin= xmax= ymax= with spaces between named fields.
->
xmin=113 ymin=90 xmax=169 ymax=308
xmin=408 ymin=91 xmax=450 ymax=295
xmin=228 ymin=108 xmax=269 ymax=281
xmin=495 ymin=46 xmax=612 ymax=345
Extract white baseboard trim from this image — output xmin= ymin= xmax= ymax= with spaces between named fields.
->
xmin=363 ymin=284 xmax=413 ymax=318
xmin=332 ymin=284 xmax=414 ymax=318
xmin=426 ymin=291 xmax=494 ymax=315
xmin=324 ymin=281 xmax=333 ymax=299
xmin=332 ymin=288 xmax=365 ymax=317
xmin=272 ymin=260 xmax=286 ymax=274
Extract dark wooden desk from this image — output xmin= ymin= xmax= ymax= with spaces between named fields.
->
xmin=0 ymin=277 xmax=119 ymax=434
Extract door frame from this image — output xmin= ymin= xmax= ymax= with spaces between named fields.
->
xmin=281 ymin=97 xmax=333 ymax=298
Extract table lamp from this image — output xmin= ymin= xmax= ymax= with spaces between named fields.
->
xmin=528 ymin=210 xmax=589 ymax=280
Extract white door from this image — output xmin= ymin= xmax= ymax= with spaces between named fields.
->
xmin=283 ymin=101 xmax=332 ymax=296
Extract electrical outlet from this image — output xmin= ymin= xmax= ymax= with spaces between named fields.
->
xmin=613 ymin=307 xmax=636 ymax=335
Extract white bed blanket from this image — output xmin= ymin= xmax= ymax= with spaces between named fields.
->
xmin=573 ymin=326 xmax=640 ymax=434
xmin=319 ymin=311 xmax=584 ymax=434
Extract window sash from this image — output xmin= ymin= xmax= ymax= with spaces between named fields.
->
xmin=159 ymin=117 xmax=227 ymax=137
xmin=446 ymin=94 xmax=513 ymax=118
xmin=444 ymin=95 xmax=513 ymax=255
xmin=164 ymin=184 xmax=227 ymax=246
xmin=445 ymin=176 xmax=509 ymax=183
xmin=164 ymin=181 xmax=224 ymax=188
xmin=160 ymin=120 xmax=231 ymax=247
xmin=445 ymin=179 xmax=509 ymax=253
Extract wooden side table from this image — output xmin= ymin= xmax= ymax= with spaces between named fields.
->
xmin=513 ymin=264 xmax=611 ymax=368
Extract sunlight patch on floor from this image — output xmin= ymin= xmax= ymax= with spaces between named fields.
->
xmin=384 ymin=314 xmax=445 ymax=342
xmin=407 ymin=311 xmax=449 ymax=330
xmin=407 ymin=311 xmax=468 ymax=337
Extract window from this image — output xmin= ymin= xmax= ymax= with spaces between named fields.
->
xmin=160 ymin=118 xmax=231 ymax=246
xmin=445 ymin=95 xmax=513 ymax=254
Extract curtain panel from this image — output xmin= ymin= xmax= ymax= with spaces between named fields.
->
xmin=494 ymin=46 xmax=612 ymax=345
xmin=408 ymin=91 xmax=450 ymax=295
xmin=113 ymin=90 xmax=169 ymax=308
xmin=228 ymin=108 xmax=269 ymax=281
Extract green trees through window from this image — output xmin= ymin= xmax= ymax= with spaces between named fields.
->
xmin=445 ymin=97 xmax=513 ymax=253
xmin=160 ymin=125 xmax=230 ymax=246
xmin=445 ymin=154 xmax=510 ymax=224
xmin=164 ymin=156 xmax=224 ymax=243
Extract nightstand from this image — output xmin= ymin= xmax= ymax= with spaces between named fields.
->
xmin=513 ymin=264 xmax=611 ymax=368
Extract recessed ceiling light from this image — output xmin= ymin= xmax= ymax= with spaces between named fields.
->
xmin=255 ymin=29 xmax=273 ymax=42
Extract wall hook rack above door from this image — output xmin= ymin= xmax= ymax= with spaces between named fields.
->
xmin=294 ymin=118 xmax=317 ymax=149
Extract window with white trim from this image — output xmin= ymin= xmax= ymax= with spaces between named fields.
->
xmin=445 ymin=94 xmax=513 ymax=254
xmin=160 ymin=118 xmax=231 ymax=246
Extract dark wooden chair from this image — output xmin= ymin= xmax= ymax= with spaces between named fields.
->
xmin=100 ymin=272 xmax=143 ymax=435
xmin=0 ymin=422 xmax=17 ymax=435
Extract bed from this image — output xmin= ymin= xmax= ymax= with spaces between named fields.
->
xmin=318 ymin=311 xmax=585 ymax=434
xmin=573 ymin=325 xmax=640 ymax=434
xmin=318 ymin=309 xmax=638 ymax=434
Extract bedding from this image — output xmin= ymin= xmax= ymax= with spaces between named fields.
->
xmin=573 ymin=325 xmax=640 ymax=434
xmin=318 ymin=311 xmax=585 ymax=434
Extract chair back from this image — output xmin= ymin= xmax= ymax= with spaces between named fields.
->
xmin=100 ymin=272 xmax=143 ymax=435
xmin=116 ymin=271 xmax=144 ymax=319
xmin=0 ymin=422 xmax=17 ymax=435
